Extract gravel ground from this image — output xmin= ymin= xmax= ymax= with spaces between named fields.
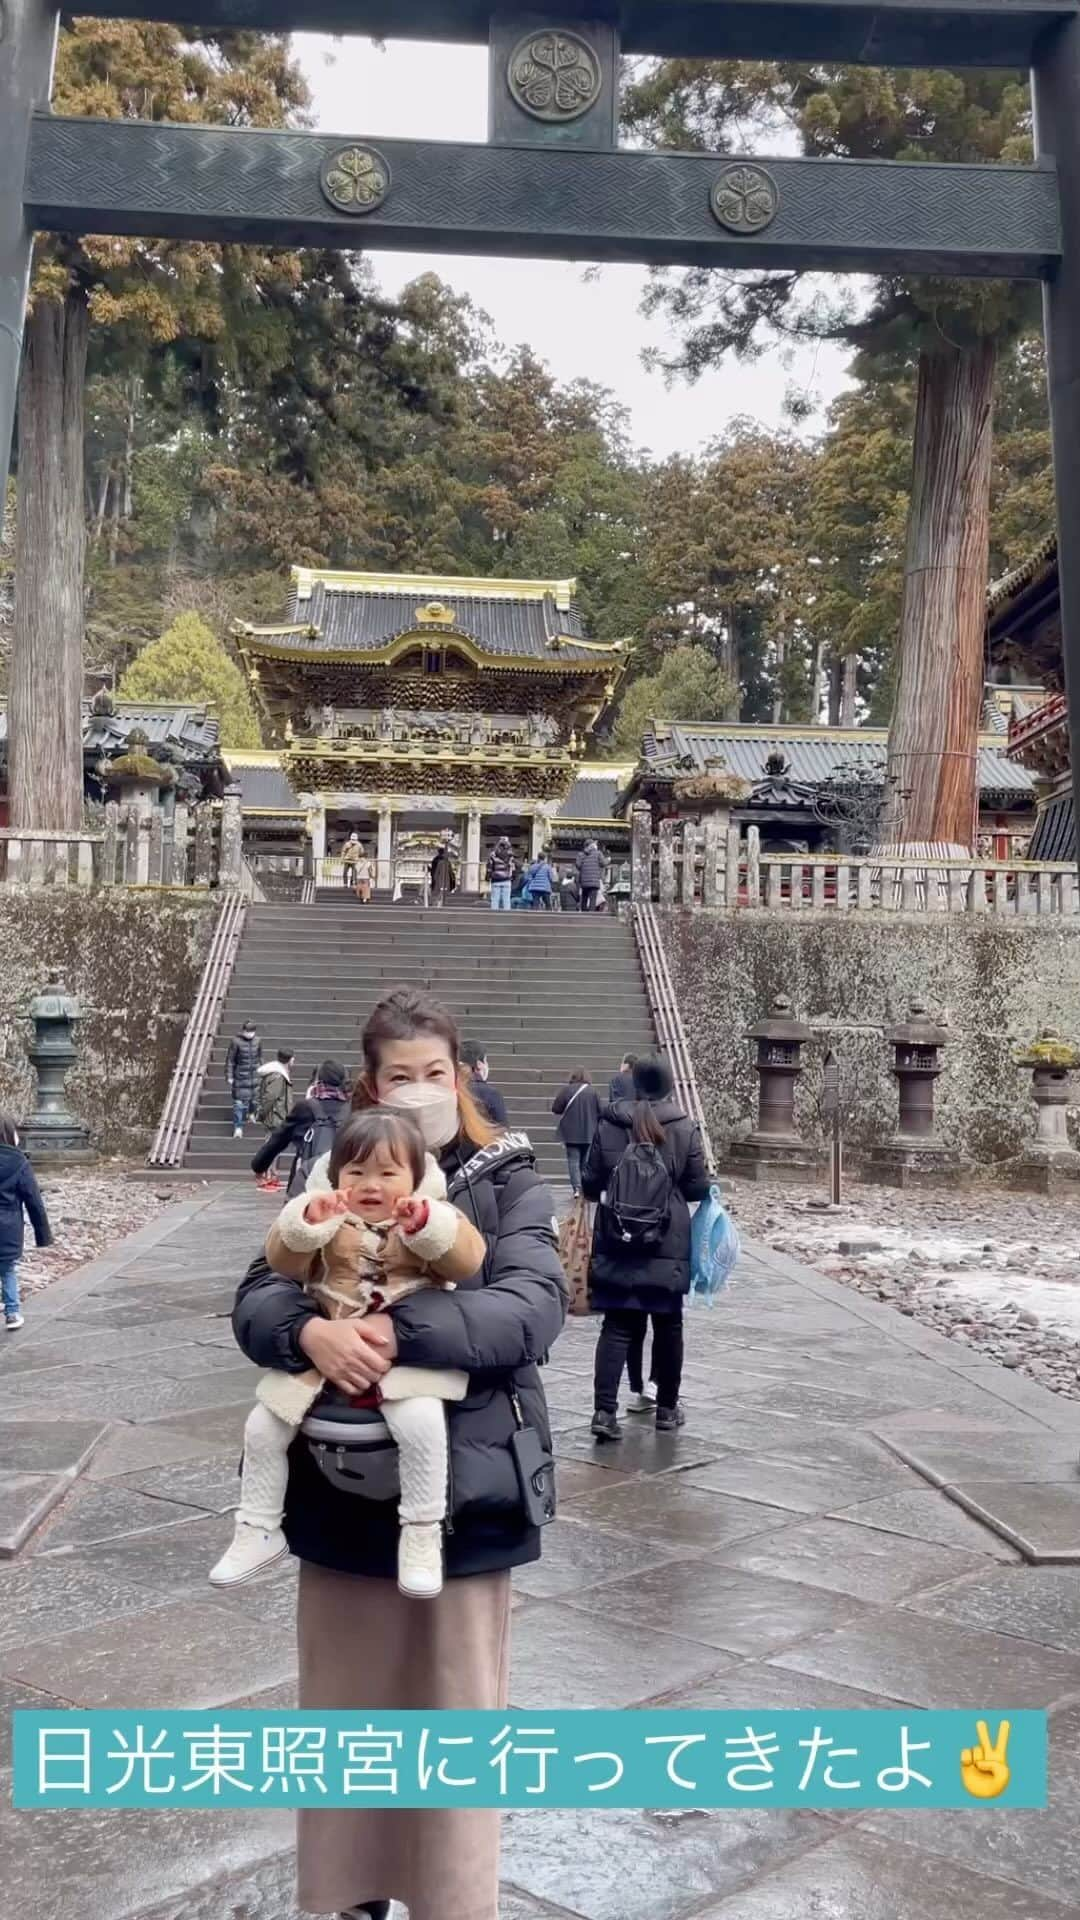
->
xmin=17 ymin=1166 xmax=198 ymax=1297
xmin=727 ymin=1178 xmax=1080 ymax=1400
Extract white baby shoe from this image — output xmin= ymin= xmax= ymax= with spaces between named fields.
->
xmin=398 ymin=1521 xmax=443 ymax=1599
xmin=209 ymin=1519 xmax=289 ymax=1587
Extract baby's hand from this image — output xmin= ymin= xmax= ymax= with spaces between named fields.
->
xmin=393 ymin=1195 xmax=429 ymax=1235
xmin=304 ymin=1192 xmax=349 ymax=1226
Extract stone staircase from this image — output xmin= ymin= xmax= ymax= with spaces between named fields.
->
xmin=182 ymin=897 xmax=656 ymax=1182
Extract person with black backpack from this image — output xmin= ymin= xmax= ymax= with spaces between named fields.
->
xmin=582 ymin=1054 xmax=710 ymax=1441
xmin=251 ymin=1058 xmax=350 ymax=1195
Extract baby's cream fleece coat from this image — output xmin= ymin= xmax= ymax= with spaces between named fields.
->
xmin=256 ymin=1150 xmax=485 ymax=1425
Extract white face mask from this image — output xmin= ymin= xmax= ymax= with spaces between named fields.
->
xmin=383 ymin=1081 xmax=460 ymax=1150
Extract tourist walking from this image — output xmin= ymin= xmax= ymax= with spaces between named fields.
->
xmin=429 ymin=838 xmax=457 ymax=907
xmin=487 ymin=835 xmax=514 ymax=911
xmin=608 ymin=1053 xmax=637 ymax=1104
xmin=525 ymin=851 xmax=556 ymax=909
xmin=583 ymin=1055 xmax=709 ymax=1439
xmin=340 ymin=832 xmax=363 ymax=890
xmin=0 ymin=1115 xmax=52 ymax=1330
xmin=232 ymin=986 xmax=566 ymax=1920
xmin=353 ymin=844 xmax=374 ymax=903
xmin=226 ymin=1020 xmax=262 ymax=1137
xmin=461 ymin=1040 xmax=509 ymax=1127
xmin=551 ymin=1068 xmax=600 ymax=1195
xmin=576 ymin=838 xmax=606 ymax=912
xmin=255 ymin=1049 xmax=294 ymax=1131
xmin=251 ymin=1058 xmax=350 ymax=1195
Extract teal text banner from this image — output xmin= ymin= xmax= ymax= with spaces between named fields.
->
xmin=12 ymin=1708 xmax=1046 ymax=1810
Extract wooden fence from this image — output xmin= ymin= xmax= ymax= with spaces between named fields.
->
xmin=633 ymin=818 xmax=1080 ymax=917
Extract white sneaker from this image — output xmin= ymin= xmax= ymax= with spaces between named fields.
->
xmin=209 ymin=1520 xmax=289 ymax=1587
xmin=4 ymin=1313 xmax=23 ymax=1331
xmin=398 ymin=1522 xmax=443 ymax=1599
xmin=626 ymin=1388 xmax=656 ymax=1413
xmin=232 ymin=1127 xmax=244 ymax=1139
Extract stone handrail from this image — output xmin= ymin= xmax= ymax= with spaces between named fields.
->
xmin=630 ymin=812 xmax=1080 ymax=916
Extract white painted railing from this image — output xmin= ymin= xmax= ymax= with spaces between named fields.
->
xmin=633 ymin=820 xmax=1080 ymax=916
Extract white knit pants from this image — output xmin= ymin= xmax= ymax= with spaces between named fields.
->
xmin=237 ymin=1397 xmax=449 ymax=1532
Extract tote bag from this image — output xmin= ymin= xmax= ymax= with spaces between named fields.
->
xmin=559 ymin=1193 xmax=594 ymax=1316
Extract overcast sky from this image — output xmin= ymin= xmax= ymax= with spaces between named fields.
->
xmin=295 ymin=34 xmax=853 ymax=460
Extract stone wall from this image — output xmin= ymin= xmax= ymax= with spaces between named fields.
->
xmin=0 ymin=892 xmax=218 ymax=1152
xmin=660 ymin=908 xmax=1080 ymax=1168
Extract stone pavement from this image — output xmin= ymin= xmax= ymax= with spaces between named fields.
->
xmin=2 ymin=1185 xmax=1080 ymax=1920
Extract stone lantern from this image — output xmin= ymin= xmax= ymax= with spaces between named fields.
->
xmin=725 ymin=995 xmax=823 ymax=1183
xmin=1011 ymin=1028 xmax=1080 ymax=1192
xmin=101 ymin=727 xmax=175 ymax=883
xmin=870 ymin=1000 xmax=959 ymax=1189
xmin=888 ymin=1001 xmax=948 ymax=1140
xmin=100 ymin=726 xmax=175 ymax=814
xmin=21 ymin=972 xmax=93 ymax=1163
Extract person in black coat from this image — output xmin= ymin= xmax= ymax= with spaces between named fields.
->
xmin=550 ymin=1068 xmax=600 ymax=1195
xmin=0 ymin=1117 xmax=52 ymax=1329
xmin=582 ymin=1055 xmax=709 ymax=1439
xmin=226 ymin=1021 xmax=262 ymax=1136
xmin=461 ymin=1041 xmax=508 ymax=1128
xmin=251 ymin=1058 xmax=349 ymax=1193
xmin=608 ymin=1053 xmax=638 ymax=1104
xmin=575 ymin=839 xmax=605 ymax=912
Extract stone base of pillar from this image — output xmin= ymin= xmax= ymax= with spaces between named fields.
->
xmin=21 ymin=1120 xmax=95 ymax=1166
xmin=865 ymin=1141 xmax=963 ymax=1190
xmin=1003 ymin=1147 xmax=1080 ymax=1195
xmin=722 ymin=1137 xmax=826 ymax=1184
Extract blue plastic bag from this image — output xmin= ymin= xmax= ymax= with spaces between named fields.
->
xmin=690 ymin=1186 xmax=740 ymax=1304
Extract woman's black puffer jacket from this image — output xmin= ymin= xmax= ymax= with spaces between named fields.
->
xmin=232 ymin=1130 xmax=567 ymax=1579
xmin=581 ymin=1097 xmax=710 ymax=1313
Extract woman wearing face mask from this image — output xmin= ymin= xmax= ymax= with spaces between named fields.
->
xmin=231 ymin=986 xmax=566 ymax=1920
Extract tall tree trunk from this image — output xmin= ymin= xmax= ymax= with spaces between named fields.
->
xmin=840 ymin=650 xmax=859 ymax=727
xmin=771 ymin=633 xmax=786 ymax=723
xmin=827 ymin=655 xmax=842 ymax=726
xmin=723 ymin=608 xmax=740 ymax=719
xmin=885 ymin=338 xmax=995 ymax=851
xmin=809 ymin=635 xmax=825 ymax=722
xmin=11 ymin=291 xmax=88 ymax=831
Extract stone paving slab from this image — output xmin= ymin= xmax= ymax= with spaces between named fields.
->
xmin=0 ymin=1798 xmax=292 ymax=1920
xmin=827 ymin=1487 xmax=1024 ymax=1558
xmin=695 ymin=1828 xmax=1080 ymax=1919
xmin=945 ymin=1480 xmax=1080 ymax=1563
xmin=903 ymin=1563 xmax=1080 ymax=1653
xmin=500 ymin=1805 xmax=837 ymax=1920
xmin=861 ymin=1700 xmax=1080 ymax=1905
xmin=560 ymin=1561 xmax=875 ymax=1659
xmin=0 ymin=1471 xmax=72 ymax=1557
xmin=772 ymin=1610 xmax=1080 ymax=1708
xmin=3 ymin=1595 xmax=296 ymax=1709
xmin=30 ymin=1480 xmax=213 ymax=1555
xmin=0 ymin=1416 xmax=110 ymax=1474
xmin=709 ymin=1514 xmax=993 ymax=1604
xmin=2 ymin=1191 xmax=1079 ymax=1919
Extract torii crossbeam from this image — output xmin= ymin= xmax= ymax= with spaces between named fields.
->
xmin=4 ymin=0 xmax=1080 ymax=865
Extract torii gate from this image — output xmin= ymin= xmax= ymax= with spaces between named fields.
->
xmin=3 ymin=0 xmax=1080 ymax=854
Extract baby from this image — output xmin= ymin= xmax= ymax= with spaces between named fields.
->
xmin=210 ymin=1107 xmax=486 ymax=1599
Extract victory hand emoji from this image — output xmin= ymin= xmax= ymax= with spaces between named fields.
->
xmin=961 ymin=1719 xmax=1011 ymax=1800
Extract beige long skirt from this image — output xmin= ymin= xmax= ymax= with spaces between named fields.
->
xmin=296 ymin=1560 xmax=512 ymax=1920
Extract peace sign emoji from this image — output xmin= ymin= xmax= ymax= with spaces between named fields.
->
xmin=961 ymin=1720 xmax=1011 ymax=1799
